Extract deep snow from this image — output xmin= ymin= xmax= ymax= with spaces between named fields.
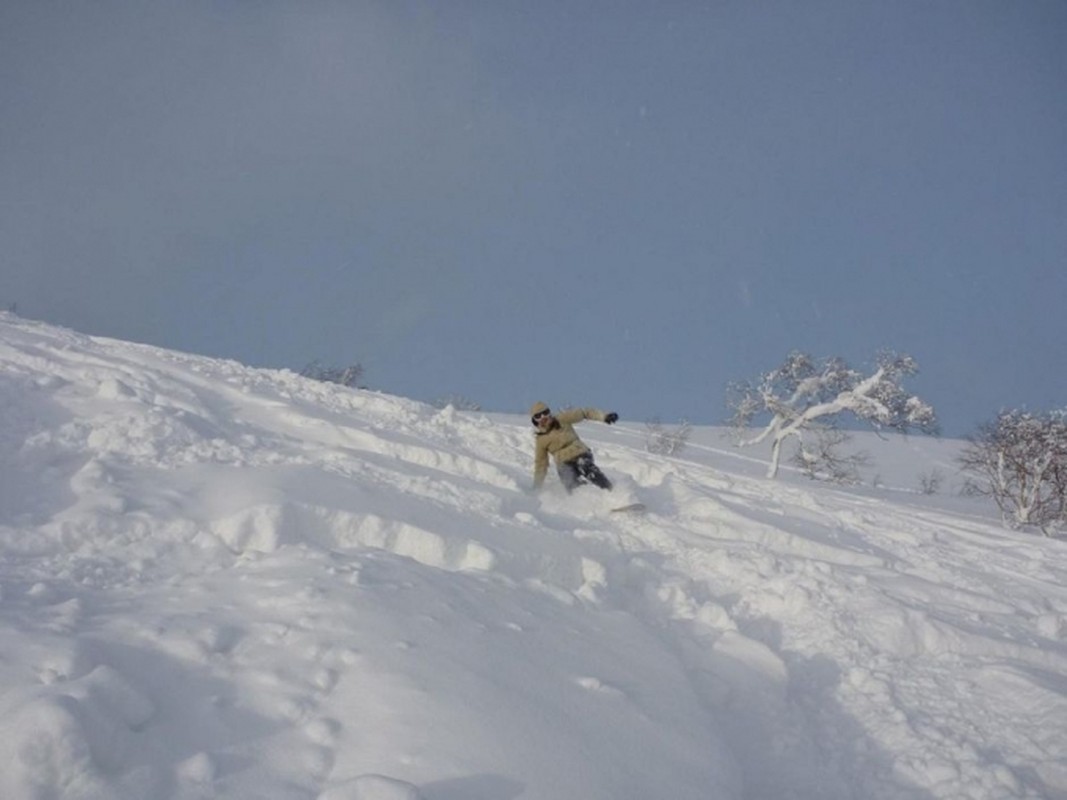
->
xmin=1 ymin=313 xmax=1065 ymax=800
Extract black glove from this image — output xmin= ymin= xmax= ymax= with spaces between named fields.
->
xmin=604 ymin=412 xmax=619 ymax=425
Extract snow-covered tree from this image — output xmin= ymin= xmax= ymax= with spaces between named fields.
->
xmin=728 ymin=350 xmax=938 ymax=479
xmin=958 ymin=408 xmax=1067 ymax=536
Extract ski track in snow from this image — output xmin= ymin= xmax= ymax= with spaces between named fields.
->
xmin=1 ymin=312 xmax=1066 ymax=800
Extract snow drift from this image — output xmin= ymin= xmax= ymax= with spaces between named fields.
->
xmin=1 ymin=313 xmax=1065 ymax=800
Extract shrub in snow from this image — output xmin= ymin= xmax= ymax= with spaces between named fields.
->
xmin=728 ymin=350 xmax=938 ymax=479
xmin=958 ymin=408 xmax=1067 ymax=536
xmin=300 ymin=360 xmax=365 ymax=388
xmin=645 ymin=417 xmax=691 ymax=456
xmin=432 ymin=394 xmax=481 ymax=411
xmin=789 ymin=427 xmax=870 ymax=485
xmin=918 ymin=469 xmax=945 ymax=495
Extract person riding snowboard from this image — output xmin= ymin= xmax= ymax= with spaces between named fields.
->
xmin=530 ymin=402 xmax=619 ymax=492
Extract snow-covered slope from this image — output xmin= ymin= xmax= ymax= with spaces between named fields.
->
xmin=1 ymin=313 xmax=1065 ymax=800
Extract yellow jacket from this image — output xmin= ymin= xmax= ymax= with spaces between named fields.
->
xmin=533 ymin=407 xmax=609 ymax=488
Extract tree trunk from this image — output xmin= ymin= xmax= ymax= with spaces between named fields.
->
xmin=768 ymin=437 xmax=783 ymax=479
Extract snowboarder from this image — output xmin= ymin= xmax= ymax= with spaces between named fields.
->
xmin=530 ymin=402 xmax=618 ymax=492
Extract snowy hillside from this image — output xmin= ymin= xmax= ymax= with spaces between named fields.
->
xmin=1 ymin=313 xmax=1065 ymax=800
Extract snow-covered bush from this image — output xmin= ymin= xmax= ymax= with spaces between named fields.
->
xmin=300 ymin=360 xmax=365 ymax=388
xmin=645 ymin=418 xmax=691 ymax=456
xmin=728 ymin=350 xmax=938 ymax=478
xmin=958 ymin=408 xmax=1067 ymax=536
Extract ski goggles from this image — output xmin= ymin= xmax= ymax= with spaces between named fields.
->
xmin=532 ymin=408 xmax=552 ymax=422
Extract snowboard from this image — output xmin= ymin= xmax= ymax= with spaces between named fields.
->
xmin=610 ymin=503 xmax=646 ymax=514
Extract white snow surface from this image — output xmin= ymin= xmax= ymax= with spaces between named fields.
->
xmin=1 ymin=313 xmax=1065 ymax=800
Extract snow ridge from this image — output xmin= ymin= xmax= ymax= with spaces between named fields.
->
xmin=1 ymin=313 xmax=1065 ymax=800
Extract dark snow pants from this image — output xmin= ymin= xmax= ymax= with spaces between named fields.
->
xmin=558 ymin=452 xmax=613 ymax=492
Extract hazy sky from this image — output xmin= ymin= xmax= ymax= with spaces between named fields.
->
xmin=3 ymin=1 xmax=1065 ymax=434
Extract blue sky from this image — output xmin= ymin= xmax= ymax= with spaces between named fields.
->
xmin=3 ymin=1 xmax=1065 ymax=435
